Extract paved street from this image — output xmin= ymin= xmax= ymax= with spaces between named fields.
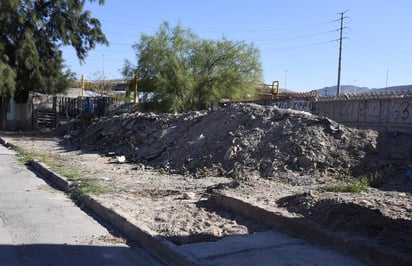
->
xmin=0 ymin=144 xmax=161 ymax=266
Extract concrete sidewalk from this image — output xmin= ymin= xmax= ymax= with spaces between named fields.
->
xmin=180 ymin=230 xmax=364 ymax=265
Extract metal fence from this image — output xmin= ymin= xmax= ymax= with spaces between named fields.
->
xmin=32 ymin=95 xmax=119 ymax=128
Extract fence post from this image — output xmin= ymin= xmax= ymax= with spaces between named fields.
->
xmin=81 ymin=74 xmax=85 ymax=97
xmin=134 ymin=72 xmax=138 ymax=103
xmin=52 ymin=96 xmax=58 ymax=127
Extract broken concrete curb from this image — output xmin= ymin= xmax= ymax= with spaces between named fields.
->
xmin=209 ymin=193 xmax=411 ymax=265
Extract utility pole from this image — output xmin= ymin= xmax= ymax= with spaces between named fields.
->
xmin=102 ymin=54 xmax=105 ymax=76
xmin=336 ymin=10 xmax=348 ymax=97
xmin=385 ymin=69 xmax=389 ymax=89
xmin=284 ymin=70 xmax=288 ymax=91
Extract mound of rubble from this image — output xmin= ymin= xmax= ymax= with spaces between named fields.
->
xmin=63 ymin=103 xmax=386 ymax=182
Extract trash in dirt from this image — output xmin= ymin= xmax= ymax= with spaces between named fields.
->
xmin=116 ymin=155 xmax=126 ymax=163
xmin=106 ymin=151 xmax=116 ymax=157
xmin=188 ymin=134 xmax=205 ymax=145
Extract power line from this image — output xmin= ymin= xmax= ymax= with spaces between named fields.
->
xmin=192 ymin=19 xmax=337 ymax=34
xmin=351 ymin=26 xmax=412 ymax=58
xmin=261 ymin=39 xmax=337 ymax=52
xmin=346 ymin=43 xmax=412 ymax=73
xmin=101 ymin=17 xmax=336 ymax=37
xmin=101 ymin=19 xmax=156 ymax=29
xmin=254 ymin=29 xmax=338 ymax=45
xmin=350 ymin=28 xmax=412 ymax=64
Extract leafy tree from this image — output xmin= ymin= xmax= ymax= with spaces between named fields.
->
xmin=123 ymin=21 xmax=263 ymax=112
xmin=0 ymin=60 xmax=16 ymax=98
xmin=0 ymin=0 xmax=108 ymax=103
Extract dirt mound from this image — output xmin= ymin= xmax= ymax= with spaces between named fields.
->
xmin=64 ymin=103 xmax=380 ymax=181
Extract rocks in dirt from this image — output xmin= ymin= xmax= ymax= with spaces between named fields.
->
xmin=276 ymin=192 xmax=319 ymax=216
xmin=61 ymin=103 xmax=405 ymax=180
xmin=182 ymin=192 xmax=196 ymax=200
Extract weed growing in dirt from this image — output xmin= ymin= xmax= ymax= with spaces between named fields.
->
xmin=15 ymin=146 xmax=36 ymax=164
xmin=50 ymin=163 xmax=113 ymax=196
xmin=225 ymin=163 xmax=246 ymax=180
xmin=367 ymin=171 xmax=383 ymax=187
xmin=15 ymin=146 xmax=112 ymax=197
xmin=68 ymin=177 xmax=113 ymax=202
xmin=323 ymin=177 xmax=369 ymax=193
xmin=158 ymin=168 xmax=166 ymax=175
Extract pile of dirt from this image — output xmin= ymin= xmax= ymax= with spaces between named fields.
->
xmin=62 ymin=103 xmax=382 ymax=182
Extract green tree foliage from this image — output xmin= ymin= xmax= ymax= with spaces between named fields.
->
xmin=0 ymin=0 xmax=108 ymax=102
xmin=0 ymin=59 xmax=16 ymax=98
xmin=123 ymin=22 xmax=263 ymax=112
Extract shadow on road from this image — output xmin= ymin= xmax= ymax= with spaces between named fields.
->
xmin=0 ymin=243 xmax=160 ymax=266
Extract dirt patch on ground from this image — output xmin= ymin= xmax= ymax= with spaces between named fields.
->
xmin=2 ymin=103 xmax=412 ymax=260
xmin=276 ymin=192 xmax=411 ymax=254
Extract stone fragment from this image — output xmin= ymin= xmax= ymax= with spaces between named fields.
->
xmin=182 ymin=192 xmax=196 ymax=200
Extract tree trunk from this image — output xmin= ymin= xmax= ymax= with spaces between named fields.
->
xmin=0 ymin=97 xmax=9 ymax=130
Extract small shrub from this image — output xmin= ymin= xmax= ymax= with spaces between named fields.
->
xmin=324 ymin=177 xmax=369 ymax=193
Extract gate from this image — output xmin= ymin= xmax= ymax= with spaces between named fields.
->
xmin=32 ymin=95 xmax=119 ymax=129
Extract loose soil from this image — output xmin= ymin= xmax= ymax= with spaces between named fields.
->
xmin=2 ymin=103 xmax=411 ymax=261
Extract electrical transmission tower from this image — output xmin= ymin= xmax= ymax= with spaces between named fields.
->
xmin=336 ymin=10 xmax=348 ymax=96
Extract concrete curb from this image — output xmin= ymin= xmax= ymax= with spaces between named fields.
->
xmin=0 ymin=137 xmax=199 ymax=266
xmin=30 ymin=160 xmax=72 ymax=192
xmin=27 ymin=161 xmax=199 ymax=266
xmin=79 ymin=195 xmax=199 ymax=266
xmin=209 ymin=193 xmax=411 ymax=266
xmin=0 ymin=137 xmax=18 ymax=150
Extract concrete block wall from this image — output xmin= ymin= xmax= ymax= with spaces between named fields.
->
xmin=273 ymin=96 xmax=412 ymax=133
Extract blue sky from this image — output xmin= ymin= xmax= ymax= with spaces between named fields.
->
xmin=61 ymin=0 xmax=412 ymax=92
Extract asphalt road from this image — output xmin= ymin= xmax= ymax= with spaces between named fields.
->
xmin=0 ymin=144 xmax=161 ymax=266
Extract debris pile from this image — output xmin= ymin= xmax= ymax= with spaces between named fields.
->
xmin=64 ymin=103 xmax=384 ymax=181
